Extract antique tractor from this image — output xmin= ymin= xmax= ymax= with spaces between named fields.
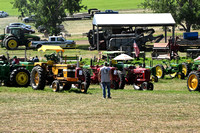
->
xmin=0 ymin=27 xmax=40 ymax=50
xmin=124 ymin=66 xmax=154 ymax=90
xmin=83 ymin=61 xmax=125 ymax=89
xmin=155 ymin=61 xmax=185 ymax=79
xmin=0 ymin=55 xmax=31 ymax=87
xmin=30 ymin=46 xmax=90 ymax=93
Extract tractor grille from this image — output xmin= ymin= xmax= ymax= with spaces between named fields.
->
xmin=67 ymin=69 xmax=75 ymax=78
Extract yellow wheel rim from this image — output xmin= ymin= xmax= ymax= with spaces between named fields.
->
xmin=156 ymin=66 xmax=163 ymax=78
xmin=16 ymin=72 xmax=28 ymax=85
xmin=188 ymin=74 xmax=198 ymax=91
xmin=170 ymin=72 xmax=177 ymax=78
xmin=177 ymin=74 xmax=181 ymax=79
xmin=34 ymin=72 xmax=39 ymax=86
xmin=182 ymin=64 xmax=187 ymax=76
xmin=8 ymin=40 xmax=17 ymax=48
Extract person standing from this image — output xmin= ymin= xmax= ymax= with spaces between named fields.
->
xmin=99 ymin=62 xmax=112 ymax=99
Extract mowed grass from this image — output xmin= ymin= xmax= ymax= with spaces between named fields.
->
xmin=82 ymin=0 xmax=144 ymax=11
xmin=1 ymin=79 xmax=200 ymax=132
xmin=0 ymin=0 xmax=19 ymax=16
xmin=0 ymin=0 xmax=144 ymax=16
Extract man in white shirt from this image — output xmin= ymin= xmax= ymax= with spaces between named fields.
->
xmin=99 ymin=62 xmax=112 ymax=99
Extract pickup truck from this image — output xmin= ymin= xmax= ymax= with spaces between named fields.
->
xmin=31 ymin=36 xmax=76 ymax=48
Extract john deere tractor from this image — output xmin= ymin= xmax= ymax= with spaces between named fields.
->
xmin=155 ymin=61 xmax=185 ymax=79
xmin=0 ymin=27 xmax=40 ymax=50
xmin=0 ymin=55 xmax=31 ymax=87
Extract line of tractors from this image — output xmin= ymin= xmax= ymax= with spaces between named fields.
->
xmin=1 ymin=47 xmax=200 ymax=93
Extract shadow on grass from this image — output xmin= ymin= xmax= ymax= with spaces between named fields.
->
xmin=77 ymin=44 xmax=89 ymax=50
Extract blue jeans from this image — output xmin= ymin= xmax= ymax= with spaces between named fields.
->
xmin=101 ymin=82 xmax=111 ymax=98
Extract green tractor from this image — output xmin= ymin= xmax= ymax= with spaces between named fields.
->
xmin=155 ymin=61 xmax=185 ymax=79
xmin=0 ymin=55 xmax=33 ymax=87
xmin=0 ymin=27 xmax=40 ymax=50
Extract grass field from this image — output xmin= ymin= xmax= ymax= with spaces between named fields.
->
xmin=1 ymin=79 xmax=200 ymax=132
xmin=0 ymin=0 xmax=144 ymax=16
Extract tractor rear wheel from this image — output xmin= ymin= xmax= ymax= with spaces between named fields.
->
xmin=155 ymin=64 xmax=165 ymax=79
xmin=182 ymin=63 xmax=190 ymax=77
xmin=52 ymin=80 xmax=60 ymax=92
xmin=63 ymin=83 xmax=72 ymax=90
xmin=83 ymin=69 xmax=91 ymax=90
xmin=30 ymin=66 xmax=46 ymax=90
xmin=5 ymin=37 xmax=18 ymax=50
xmin=187 ymin=71 xmax=200 ymax=91
xmin=177 ymin=72 xmax=185 ymax=79
xmin=118 ymin=72 xmax=125 ymax=89
xmin=10 ymin=67 xmax=30 ymax=87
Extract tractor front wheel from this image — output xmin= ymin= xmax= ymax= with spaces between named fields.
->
xmin=80 ymin=82 xmax=87 ymax=93
xmin=187 ymin=71 xmax=200 ymax=91
xmin=151 ymin=75 xmax=158 ymax=82
xmin=52 ymin=80 xmax=60 ymax=92
xmin=177 ymin=72 xmax=185 ymax=79
xmin=30 ymin=66 xmax=46 ymax=90
xmin=10 ymin=67 xmax=30 ymax=87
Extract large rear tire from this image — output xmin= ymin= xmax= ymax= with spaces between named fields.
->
xmin=155 ymin=64 xmax=165 ymax=79
xmin=118 ymin=72 xmax=125 ymax=89
xmin=81 ymin=69 xmax=90 ymax=92
xmin=30 ymin=66 xmax=46 ymax=90
xmin=5 ymin=37 xmax=18 ymax=50
xmin=10 ymin=67 xmax=30 ymax=87
xmin=187 ymin=71 xmax=200 ymax=91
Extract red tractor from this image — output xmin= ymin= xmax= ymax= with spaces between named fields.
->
xmin=83 ymin=64 xmax=125 ymax=89
xmin=124 ymin=66 xmax=154 ymax=90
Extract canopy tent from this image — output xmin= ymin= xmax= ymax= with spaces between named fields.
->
xmin=93 ymin=13 xmax=175 ymax=27
xmin=113 ymin=54 xmax=133 ymax=61
xmin=92 ymin=13 xmax=176 ymax=51
xmin=38 ymin=45 xmax=64 ymax=52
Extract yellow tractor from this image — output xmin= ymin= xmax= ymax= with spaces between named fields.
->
xmin=30 ymin=46 xmax=90 ymax=93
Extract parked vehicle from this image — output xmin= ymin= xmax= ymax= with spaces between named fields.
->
xmin=0 ymin=11 xmax=9 ymax=18
xmin=0 ymin=27 xmax=40 ymax=50
xmin=23 ymin=15 xmax=35 ymax=23
xmin=9 ymin=23 xmax=31 ymax=29
xmin=5 ymin=26 xmax=35 ymax=34
xmin=96 ymin=10 xmax=119 ymax=14
xmin=37 ymin=25 xmax=64 ymax=33
xmin=31 ymin=36 xmax=76 ymax=49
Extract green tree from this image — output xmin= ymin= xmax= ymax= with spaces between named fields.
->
xmin=12 ymin=0 xmax=86 ymax=35
xmin=141 ymin=0 xmax=200 ymax=32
